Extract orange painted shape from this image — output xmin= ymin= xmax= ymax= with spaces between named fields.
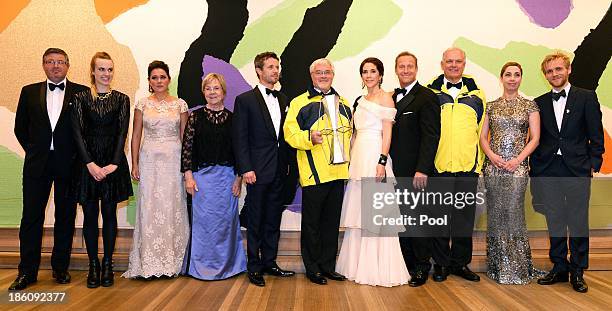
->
xmin=94 ymin=0 xmax=149 ymax=23
xmin=0 ymin=0 xmax=30 ymax=32
xmin=600 ymin=128 xmax=612 ymax=174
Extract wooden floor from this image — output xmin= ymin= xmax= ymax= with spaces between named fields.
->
xmin=1 ymin=268 xmax=611 ymax=310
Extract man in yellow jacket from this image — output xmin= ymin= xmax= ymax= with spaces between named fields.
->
xmin=427 ymin=47 xmax=486 ymax=283
xmin=283 ymin=58 xmax=352 ymax=285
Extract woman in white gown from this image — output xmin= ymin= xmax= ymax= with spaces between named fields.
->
xmin=336 ymin=57 xmax=410 ymax=287
xmin=122 ymin=61 xmax=190 ymax=279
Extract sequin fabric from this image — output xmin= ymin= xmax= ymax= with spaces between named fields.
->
xmin=483 ymin=96 xmax=544 ymax=284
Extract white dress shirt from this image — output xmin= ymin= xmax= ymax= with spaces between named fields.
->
xmin=396 ymin=80 xmax=418 ymax=102
xmin=443 ymin=77 xmax=462 ymax=99
xmin=553 ymin=83 xmax=571 ymax=155
xmin=257 ymin=84 xmax=281 ymax=138
xmin=47 ymin=78 xmax=67 ymax=150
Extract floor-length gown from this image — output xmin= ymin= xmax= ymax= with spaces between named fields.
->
xmin=122 ymin=98 xmax=190 ymax=278
xmin=484 ymin=96 xmax=544 ymax=284
xmin=336 ymin=96 xmax=410 ymax=287
xmin=180 ymin=106 xmax=246 ymax=280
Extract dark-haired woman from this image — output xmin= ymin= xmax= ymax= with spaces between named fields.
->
xmin=71 ymin=52 xmax=133 ymax=288
xmin=336 ymin=57 xmax=409 ymax=287
xmin=122 ymin=60 xmax=190 ymax=279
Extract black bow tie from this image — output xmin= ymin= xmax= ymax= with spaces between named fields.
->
xmin=395 ymin=88 xmax=407 ymax=96
xmin=446 ymin=81 xmax=462 ymax=89
xmin=265 ymin=88 xmax=279 ymax=98
xmin=48 ymin=82 xmax=65 ymax=91
xmin=319 ymin=89 xmax=336 ymax=96
xmin=552 ymin=89 xmax=567 ymax=101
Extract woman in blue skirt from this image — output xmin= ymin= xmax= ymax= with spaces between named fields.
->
xmin=180 ymin=73 xmax=246 ymax=280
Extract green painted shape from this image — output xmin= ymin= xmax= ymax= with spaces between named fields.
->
xmin=125 ymin=181 xmax=138 ymax=226
xmin=230 ymin=0 xmax=320 ymax=68
xmin=596 ymin=59 xmax=612 ymax=109
xmin=454 ymin=38 xmax=574 ymax=98
xmin=327 ymin=0 xmax=402 ymax=60
xmin=0 ymin=146 xmax=23 ymax=227
xmin=168 ymin=78 xmax=178 ymax=97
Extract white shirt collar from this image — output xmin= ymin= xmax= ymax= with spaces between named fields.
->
xmin=403 ymin=80 xmax=418 ymax=94
xmin=553 ymin=82 xmax=571 ymax=95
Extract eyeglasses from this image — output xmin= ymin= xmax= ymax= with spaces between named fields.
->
xmin=44 ymin=60 xmax=68 ymax=66
xmin=314 ymin=70 xmax=333 ymax=76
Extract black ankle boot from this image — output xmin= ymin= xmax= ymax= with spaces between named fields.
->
xmin=101 ymin=257 xmax=114 ymax=287
xmin=87 ymin=259 xmax=101 ymax=288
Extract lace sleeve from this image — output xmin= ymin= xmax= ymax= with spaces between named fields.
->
xmin=70 ymin=91 xmax=93 ymax=164
xmin=526 ymin=99 xmax=539 ymax=114
xmin=135 ymin=97 xmax=146 ymax=111
xmin=181 ymin=112 xmax=197 ymax=172
xmin=111 ymin=92 xmax=131 ymax=165
xmin=178 ymin=98 xmax=189 ymax=113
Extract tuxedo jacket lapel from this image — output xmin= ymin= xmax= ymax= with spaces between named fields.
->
xmin=559 ymin=86 xmax=576 ymax=135
xmin=60 ymin=80 xmax=76 ymax=120
xmin=394 ymin=83 xmax=418 ymax=119
xmin=278 ymin=93 xmax=288 ymax=134
xmin=38 ymin=82 xmax=52 ymax=129
xmin=541 ymin=92 xmax=559 ymax=136
xmin=253 ymin=87 xmax=278 ymax=140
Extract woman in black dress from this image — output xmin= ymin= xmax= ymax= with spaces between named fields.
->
xmin=71 ymin=52 xmax=132 ymax=288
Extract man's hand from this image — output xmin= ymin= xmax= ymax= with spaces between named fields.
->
xmin=413 ymin=172 xmax=428 ymax=190
xmin=311 ymin=130 xmax=323 ymax=145
xmin=243 ymin=171 xmax=257 ymax=184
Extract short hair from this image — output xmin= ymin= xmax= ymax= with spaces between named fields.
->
xmin=540 ymin=51 xmax=571 ymax=74
xmin=254 ymin=52 xmax=279 ymax=71
xmin=201 ymin=73 xmax=227 ymax=96
xmin=360 ymin=57 xmax=384 ymax=85
xmin=500 ymin=61 xmax=523 ymax=77
xmin=442 ymin=47 xmax=466 ymax=60
xmin=90 ymin=51 xmax=113 ymax=86
xmin=42 ymin=48 xmax=69 ymax=64
xmin=395 ymin=51 xmax=418 ymax=68
xmin=309 ymin=58 xmax=334 ymax=74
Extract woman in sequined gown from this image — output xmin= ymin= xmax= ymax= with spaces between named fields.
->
xmin=71 ymin=52 xmax=133 ymax=288
xmin=181 ymin=73 xmax=246 ymax=280
xmin=480 ymin=62 xmax=542 ymax=284
xmin=122 ymin=61 xmax=190 ymax=279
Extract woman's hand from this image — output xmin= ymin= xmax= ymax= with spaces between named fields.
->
xmin=184 ymin=171 xmax=198 ymax=196
xmin=103 ymin=164 xmax=118 ymax=175
xmin=376 ymin=164 xmax=386 ymax=183
xmin=489 ymin=153 xmax=506 ymax=169
xmin=232 ymin=176 xmax=242 ymax=197
xmin=86 ymin=162 xmax=107 ymax=181
xmin=131 ymin=163 xmax=140 ymax=181
xmin=503 ymin=158 xmax=521 ymax=173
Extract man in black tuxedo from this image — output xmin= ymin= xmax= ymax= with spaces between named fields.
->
xmin=530 ymin=52 xmax=604 ymax=293
xmin=11 ymin=48 xmax=88 ymax=290
xmin=390 ymin=52 xmax=441 ymax=287
xmin=233 ymin=51 xmax=295 ymax=286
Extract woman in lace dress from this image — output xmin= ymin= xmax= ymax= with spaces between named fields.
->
xmin=336 ymin=57 xmax=410 ymax=287
xmin=480 ymin=62 xmax=542 ymax=284
xmin=71 ymin=52 xmax=133 ymax=288
xmin=181 ymin=73 xmax=246 ymax=280
xmin=122 ymin=61 xmax=190 ymax=279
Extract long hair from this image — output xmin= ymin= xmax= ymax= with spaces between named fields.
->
xmin=89 ymin=51 xmax=113 ymax=100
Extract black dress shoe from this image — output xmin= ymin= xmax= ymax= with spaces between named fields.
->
xmin=570 ymin=273 xmax=588 ymax=293
xmin=8 ymin=274 xmax=36 ymax=291
xmin=52 ymin=270 xmax=71 ymax=284
xmin=263 ymin=265 xmax=295 ymax=277
xmin=101 ymin=257 xmax=114 ymax=287
xmin=322 ymin=271 xmax=346 ymax=281
xmin=306 ymin=272 xmax=327 ymax=285
xmin=537 ymin=271 xmax=568 ymax=285
xmin=433 ymin=265 xmax=449 ymax=282
xmin=247 ymin=272 xmax=265 ymax=287
xmin=87 ymin=259 xmax=101 ymax=288
xmin=451 ymin=266 xmax=480 ymax=282
xmin=409 ymin=271 xmax=428 ymax=287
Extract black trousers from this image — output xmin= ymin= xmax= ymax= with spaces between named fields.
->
xmin=531 ymin=155 xmax=590 ymax=273
xmin=431 ymin=172 xmax=478 ymax=268
xmin=396 ymin=180 xmax=432 ymax=274
xmin=19 ymin=151 xmax=76 ymax=275
xmin=245 ymin=173 xmax=285 ymax=272
xmin=301 ymin=179 xmax=344 ymax=274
